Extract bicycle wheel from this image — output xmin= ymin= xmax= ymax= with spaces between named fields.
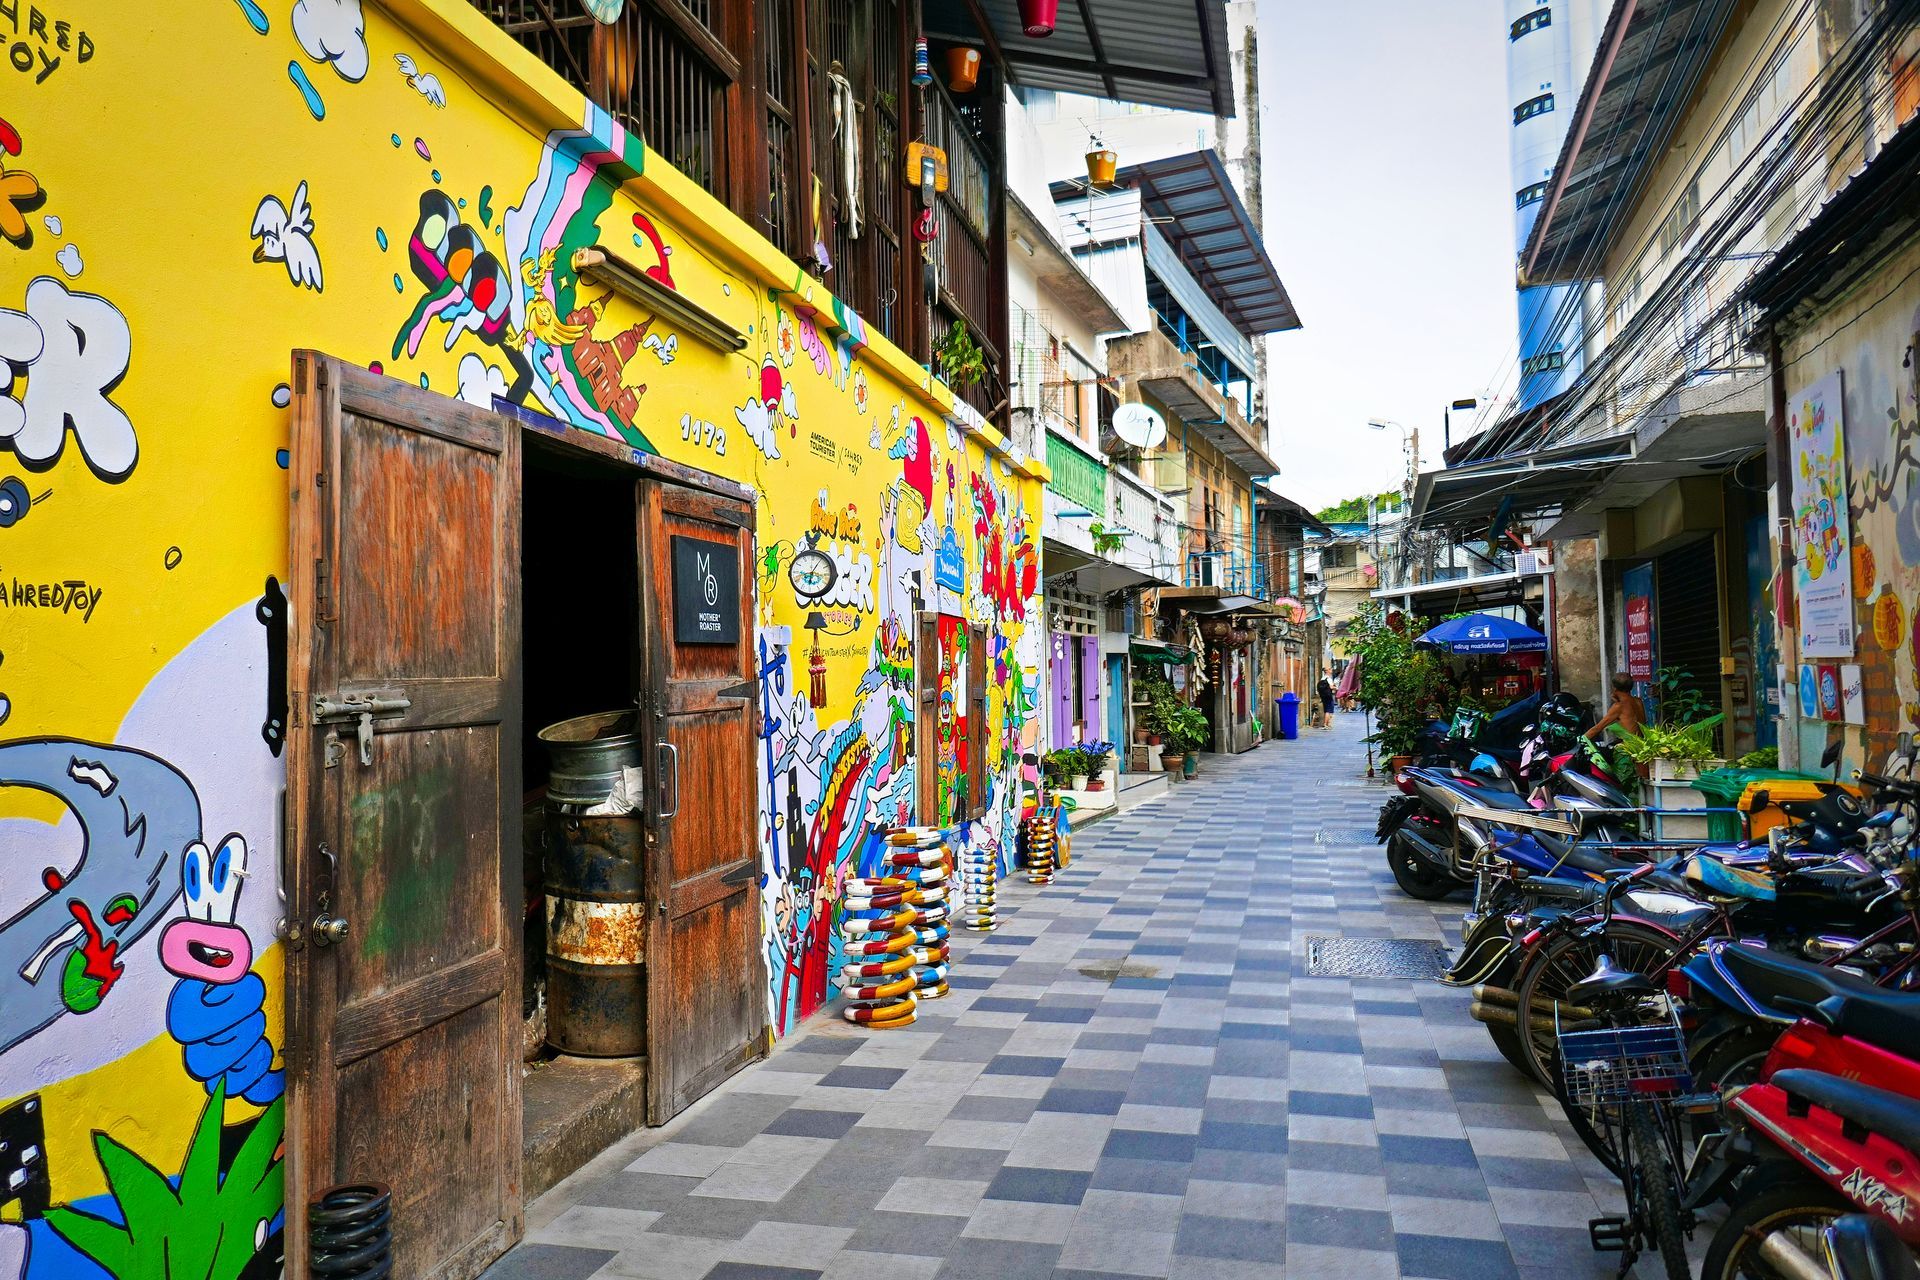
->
xmin=1626 ymin=1101 xmax=1692 ymax=1280
xmin=1512 ymin=920 xmax=1683 ymax=1096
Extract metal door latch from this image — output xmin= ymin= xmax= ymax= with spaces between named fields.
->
xmin=314 ymin=691 xmax=411 ymax=766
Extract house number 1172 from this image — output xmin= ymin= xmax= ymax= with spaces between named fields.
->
xmin=680 ymin=413 xmax=726 ymax=457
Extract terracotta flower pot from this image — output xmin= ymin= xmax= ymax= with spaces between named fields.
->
xmin=1160 ymin=752 xmax=1185 ymax=774
xmin=946 ymin=46 xmax=981 ymax=92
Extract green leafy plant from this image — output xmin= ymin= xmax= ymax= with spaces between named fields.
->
xmin=1041 ymin=749 xmax=1079 ymax=784
xmin=1348 ymin=601 xmax=1450 ymax=758
xmin=1652 ymin=665 xmax=1714 ymax=728
xmin=1087 ymin=521 xmax=1128 ymax=556
xmin=1615 ymin=714 xmax=1727 ymax=768
xmin=48 ymin=1081 xmax=284 ymax=1280
xmin=1735 ymin=745 xmax=1780 ymax=769
xmin=933 ymin=320 xmax=987 ymax=393
xmin=1153 ymin=701 xmax=1210 ymax=754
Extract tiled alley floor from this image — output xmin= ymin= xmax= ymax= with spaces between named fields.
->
xmin=485 ymin=714 xmax=1639 ymax=1280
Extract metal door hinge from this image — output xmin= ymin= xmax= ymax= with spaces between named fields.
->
xmin=314 ymin=690 xmax=411 ymax=766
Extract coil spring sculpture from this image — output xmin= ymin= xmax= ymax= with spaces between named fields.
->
xmin=958 ymin=827 xmax=998 ymax=931
xmin=1023 ymin=791 xmax=1058 ymax=885
xmin=837 ymin=826 xmax=951 ymax=1026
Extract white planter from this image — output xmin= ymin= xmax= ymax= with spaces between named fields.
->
xmin=1070 ymin=774 xmax=1089 ymax=791
xmin=1650 ymin=758 xmax=1720 ymax=785
xmin=1644 ymin=774 xmax=1715 ymax=841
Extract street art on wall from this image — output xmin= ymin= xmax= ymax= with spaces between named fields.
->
xmin=1791 ymin=369 xmax=1856 ymax=657
xmin=2 ymin=4 xmax=1041 ymax=1269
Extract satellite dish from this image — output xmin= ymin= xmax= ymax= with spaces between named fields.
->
xmin=1111 ymin=403 xmax=1166 ymax=450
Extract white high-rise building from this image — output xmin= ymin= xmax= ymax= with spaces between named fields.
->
xmin=1507 ymin=0 xmax=1605 ymax=409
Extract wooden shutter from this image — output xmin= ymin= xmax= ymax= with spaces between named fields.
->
xmin=968 ymin=622 xmax=989 ymax=819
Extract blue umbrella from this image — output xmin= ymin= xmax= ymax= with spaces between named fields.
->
xmin=1415 ymin=613 xmax=1547 ymax=655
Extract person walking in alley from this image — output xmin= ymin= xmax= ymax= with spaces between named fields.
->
xmin=1317 ymin=673 xmax=1336 ymax=728
xmin=1585 ymin=673 xmax=1645 ymax=741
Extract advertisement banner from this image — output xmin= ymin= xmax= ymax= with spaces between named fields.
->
xmin=1622 ymin=562 xmax=1655 ymax=680
xmin=1790 ymin=370 xmax=1855 ymax=656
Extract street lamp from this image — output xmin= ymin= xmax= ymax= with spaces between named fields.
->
xmin=1444 ymin=397 xmax=1479 ymax=452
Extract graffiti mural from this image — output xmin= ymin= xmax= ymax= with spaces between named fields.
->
xmin=3 ymin=7 xmax=1043 ymax=1268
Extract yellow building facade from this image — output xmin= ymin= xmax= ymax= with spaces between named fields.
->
xmin=0 ymin=2 xmax=1043 ymax=1272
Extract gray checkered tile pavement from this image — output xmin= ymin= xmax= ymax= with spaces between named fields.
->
xmin=483 ymin=713 xmax=1655 ymax=1280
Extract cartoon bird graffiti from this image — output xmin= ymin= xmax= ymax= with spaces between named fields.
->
xmin=249 ymin=181 xmax=323 ymax=291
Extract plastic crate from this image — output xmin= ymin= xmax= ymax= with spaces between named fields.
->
xmin=1557 ymin=1014 xmax=1692 ymax=1107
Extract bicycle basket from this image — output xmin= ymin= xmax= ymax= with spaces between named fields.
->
xmin=1557 ymin=1012 xmax=1692 ymax=1107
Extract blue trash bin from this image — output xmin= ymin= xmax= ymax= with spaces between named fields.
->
xmin=1277 ymin=692 xmax=1300 ymax=740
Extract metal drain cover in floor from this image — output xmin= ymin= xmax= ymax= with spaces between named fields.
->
xmin=1314 ymin=827 xmax=1379 ymax=845
xmin=1304 ymin=936 xmax=1451 ymax=979
xmin=1077 ymin=958 xmax=1162 ymax=981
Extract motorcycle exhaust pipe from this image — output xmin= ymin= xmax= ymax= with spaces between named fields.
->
xmin=1469 ymin=1000 xmax=1518 ymax=1027
xmin=1755 ymin=1229 xmax=1832 ymax=1280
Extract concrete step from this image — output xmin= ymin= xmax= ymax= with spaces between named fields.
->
xmin=1116 ymin=770 xmax=1170 ymax=811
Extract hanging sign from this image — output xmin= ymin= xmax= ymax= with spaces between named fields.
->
xmin=1790 ymin=370 xmax=1855 ymax=656
xmin=672 ymin=535 xmax=740 ymax=644
xmin=1622 ymin=562 xmax=1655 ymax=680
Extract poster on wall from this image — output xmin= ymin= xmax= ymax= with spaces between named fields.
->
xmin=1622 ymin=562 xmax=1656 ymax=680
xmin=1790 ymin=370 xmax=1856 ymax=656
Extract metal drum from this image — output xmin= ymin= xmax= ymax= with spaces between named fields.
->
xmin=538 ymin=710 xmax=642 ymax=807
xmin=539 ymin=710 xmax=648 ymax=1058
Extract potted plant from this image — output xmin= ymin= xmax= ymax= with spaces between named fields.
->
xmin=1041 ymin=748 xmax=1079 ymax=793
xmin=1154 ymin=702 xmax=1209 ymax=780
xmin=932 ymin=320 xmax=987 ymax=394
xmin=1348 ymin=602 xmax=1449 ymax=772
xmin=1080 ymin=740 xmax=1114 ymax=791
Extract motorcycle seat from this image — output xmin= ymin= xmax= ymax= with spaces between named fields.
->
xmin=1719 ymin=945 xmax=1920 ymax=1061
xmin=1568 ymin=966 xmax=1659 ymax=1003
xmin=1771 ymin=1069 xmax=1920 ymax=1159
xmin=1825 ymin=1214 xmax=1920 ymax=1280
xmin=1683 ymin=854 xmax=1776 ymax=902
xmin=1440 ymin=784 xmax=1534 ymax=812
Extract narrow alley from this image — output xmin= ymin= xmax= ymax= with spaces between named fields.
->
xmin=484 ymin=717 xmax=1626 ymax=1280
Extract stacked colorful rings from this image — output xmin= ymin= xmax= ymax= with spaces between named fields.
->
xmin=1023 ymin=804 xmax=1057 ymax=885
xmin=958 ymin=830 xmax=998 ymax=931
xmin=837 ymin=827 xmax=951 ymax=1026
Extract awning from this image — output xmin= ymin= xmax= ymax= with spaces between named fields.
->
xmin=1521 ymin=0 xmax=1740 ymax=283
xmin=1413 ymin=434 xmax=1635 ymax=535
xmin=1056 ymin=151 xmax=1300 ymax=336
xmin=1044 ymin=540 xmax=1172 ymax=593
xmin=1370 ymin=568 xmax=1547 ymax=616
xmin=939 ymin=0 xmax=1234 ymax=117
xmin=1130 ymin=638 xmax=1190 ymax=663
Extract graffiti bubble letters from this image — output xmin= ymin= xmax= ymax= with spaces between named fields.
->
xmin=0 ymin=277 xmax=136 ymax=481
xmin=0 ymin=3 xmax=93 ymax=84
xmin=821 ymin=542 xmax=874 ymax=613
xmin=0 ymin=576 xmax=100 ymax=619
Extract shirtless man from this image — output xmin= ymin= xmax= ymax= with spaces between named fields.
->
xmin=1585 ymin=673 xmax=1646 ymax=740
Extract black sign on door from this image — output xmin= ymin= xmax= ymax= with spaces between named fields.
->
xmin=672 ymin=534 xmax=740 ymax=644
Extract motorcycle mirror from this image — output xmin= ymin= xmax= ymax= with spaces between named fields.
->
xmin=1822 ymin=738 xmax=1845 ymax=771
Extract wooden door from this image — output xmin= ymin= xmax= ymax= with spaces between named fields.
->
xmin=638 ymin=478 xmax=764 ymax=1123
xmin=286 ymin=352 xmax=522 ymax=1280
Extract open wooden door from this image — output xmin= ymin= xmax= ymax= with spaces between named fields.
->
xmin=638 ymin=477 xmax=764 ymax=1123
xmin=286 ymin=352 xmax=522 ymax=1280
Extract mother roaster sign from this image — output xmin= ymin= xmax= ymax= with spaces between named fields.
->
xmin=1790 ymin=370 xmax=1854 ymax=657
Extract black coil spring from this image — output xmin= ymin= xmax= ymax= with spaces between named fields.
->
xmin=310 ymin=1182 xmax=394 ymax=1279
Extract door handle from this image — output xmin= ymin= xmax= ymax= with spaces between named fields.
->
xmin=657 ymin=741 xmax=680 ymax=818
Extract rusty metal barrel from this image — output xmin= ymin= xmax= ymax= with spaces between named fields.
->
xmin=538 ymin=711 xmax=647 ymax=1058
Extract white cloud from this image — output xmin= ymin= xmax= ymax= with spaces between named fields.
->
xmin=41 ymin=215 xmax=59 ymax=235
xmin=735 ymin=397 xmax=781 ymax=461
xmin=55 ymin=245 xmax=81 ymax=278
xmin=293 ymin=0 xmax=368 ymax=83
xmin=456 ymin=353 xmax=508 ymax=408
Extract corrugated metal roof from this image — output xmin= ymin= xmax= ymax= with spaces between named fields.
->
xmin=932 ymin=0 xmax=1233 ymax=117
xmin=1053 ymin=151 xmax=1301 ymax=336
xmin=1521 ymin=0 xmax=1738 ymax=283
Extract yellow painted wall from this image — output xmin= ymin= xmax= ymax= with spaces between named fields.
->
xmin=0 ymin=2 xmax=1042 ymax=1274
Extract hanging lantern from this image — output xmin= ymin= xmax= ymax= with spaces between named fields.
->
xmin=1019 ymin=0 xmax=1058 ymax=37
xmin=806 ymin=611 xmax=830 ymax=708
xmin=1085 ymin=148 xmax=1117 ymax=187
xmin=947 ymin=46 xmax=981 ymax=93
xmin=912 ymin=37 xmax=933 ymax=86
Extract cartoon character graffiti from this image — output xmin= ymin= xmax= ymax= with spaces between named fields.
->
xmin=249 ymin=182 xmax=323 ymax=292
xmin=162 ymin=833 xmax=284 ymax=1105
xmin=392 ymin=189 xmax=531 ymax=400
xmin=0 ymin=739 xmax=200 ymax=1052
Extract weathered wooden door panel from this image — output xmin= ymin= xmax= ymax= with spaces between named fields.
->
xmin=287 ymin=351 xmax=522 ymax=1280
xmin=638 ymin=479 xmax=763 ymax=1123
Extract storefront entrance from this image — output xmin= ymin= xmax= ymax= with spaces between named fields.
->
xmin=283 ymin=353 xmax=761 ymax=1279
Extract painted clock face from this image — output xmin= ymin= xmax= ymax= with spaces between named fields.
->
xmin=789 ymin=549 xmax=838 ymax=600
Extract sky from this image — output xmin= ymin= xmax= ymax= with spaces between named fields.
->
xmin=1256 ymin=0 xmax=1522 ymax=511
